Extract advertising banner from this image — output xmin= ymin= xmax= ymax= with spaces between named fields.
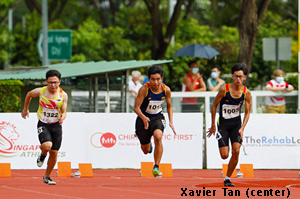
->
xmin=0 ymin=113 xmax=203 ymax=169
xmin=86 ymin=113 xmax=203 ymax=169
xmin=0 ymin=113 xmax=87 ymax=169
xmin=206 ymin=114 xmax=300 ymax=169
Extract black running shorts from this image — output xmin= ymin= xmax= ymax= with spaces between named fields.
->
xmin=135 ymin=114 xmax=165 ymax=145
xmin=217 ymin=116 xmax=242 ymax=148
xmin=37 ymin=120 xmax=62 ymax=151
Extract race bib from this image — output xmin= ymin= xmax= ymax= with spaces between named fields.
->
xmin=222 ymin=104 xmax=240 ymax=119
xmin=41 ymin=108 xmax=60 ymax=123
xmin=145 ymin=100 xmax=164 ymax=114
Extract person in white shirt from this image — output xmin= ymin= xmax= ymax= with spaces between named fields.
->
xmin=128 ymin=70 xmax=142 ymax=111
xmin=265 ymin=69 xmax=294 ymax=113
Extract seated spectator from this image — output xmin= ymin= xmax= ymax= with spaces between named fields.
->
xmin=265 ymin=69 xmax=294 ymax=113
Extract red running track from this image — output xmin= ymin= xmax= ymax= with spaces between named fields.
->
xmin=0 ymin=169 xmax=300 ymax=199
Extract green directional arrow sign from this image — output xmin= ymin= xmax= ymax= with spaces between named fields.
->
xmin=37 ymin=30 xmax=72 ymax=60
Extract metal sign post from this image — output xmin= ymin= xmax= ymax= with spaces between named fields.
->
xmin=42 ymin=0 xmax=49 ymax=66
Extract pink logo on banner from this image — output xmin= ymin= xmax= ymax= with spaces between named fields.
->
xmin=0 ymin=122 xmax=20 ymax=158
xmin=90 ymin=132 xmax=117 ymax=148
xmin=100 ymin=133 xmax=116 ymax=148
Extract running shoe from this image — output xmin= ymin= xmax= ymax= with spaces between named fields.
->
xmin=224 ymin=179 xmax=234 ymax=186
xmin=148 ymin=143 xmax=153 ymax=154
xmin=152 ymin=167 xmax=161 ymax=177
xmin=37 ymin=153 xmax=46 ymax=167
xmin=43 ymin=176 xmax=56 ymax=185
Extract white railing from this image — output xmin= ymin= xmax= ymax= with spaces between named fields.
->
xmin=71 ymin=90 xmax=298 ymax=113
xmin=171 ymin=90 xmax=298 ymax=114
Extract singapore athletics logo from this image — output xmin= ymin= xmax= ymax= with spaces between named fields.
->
xmin=90 ymin=132 xmax=117 ymax=148
xmin=0 ymin=122 xmax=20 ymax=158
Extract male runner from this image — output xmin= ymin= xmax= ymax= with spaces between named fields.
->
xmin=207 ymin=63 xmax=251 ymax=186
xmin=21 ymin=70 xmax=68 ymax=185
xmin=134 ymin=65 xmax=176 ymax=177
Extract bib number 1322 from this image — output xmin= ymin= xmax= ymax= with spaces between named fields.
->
xmin=43 ymin=112 xmax=59 ymax=118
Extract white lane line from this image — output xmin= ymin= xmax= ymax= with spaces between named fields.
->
xmin=1 ymin=185 xmax=85 ymax=199
xmin=97 ymin=185 xmax=178 ymax=198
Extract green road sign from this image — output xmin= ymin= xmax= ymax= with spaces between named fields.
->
xmin=37 ymin=30 xmax=72 ymax=60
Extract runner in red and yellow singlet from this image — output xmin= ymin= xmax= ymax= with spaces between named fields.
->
xmin=21 ymin=70 xmax=68 ymax=185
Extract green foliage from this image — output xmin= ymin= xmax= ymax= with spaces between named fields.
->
xmin=72 ymin=18 xmax=103 ymax=61
xmin=0 ymin=0 xmax=297 ymax=92
xmin=0 ymin=0 xmax=16 ymax=18
xmin=163 ymin=18 xmax=240 ymax=91
xmin=72 ymin=18 xmax=135 ymax=61
xmin=286 ymin=75 xmax=298 ymax=90
xmin=116 ymin=3 xmax=152 ymax=59
xmin=0 ymin=25 xmax=14 ymax=68
xmin=0 ymin=80 xmax=24 ymax=112
xmin=12 ymin=11 xmax=42 ymax=66
xmin=249 ymin=11 xmax=298 ymax=89
xmin=100 ymin=26 xmax=135 ymax=60
xmin=71 ymin=53 xmax=86 ymax=63
xmin=12 ymin=12 xmax=67 ymax=66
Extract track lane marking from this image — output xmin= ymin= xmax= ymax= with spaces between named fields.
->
xmin=1 ymin=185 xmax=85 ymax=199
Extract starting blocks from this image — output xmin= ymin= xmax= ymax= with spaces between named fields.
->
xmin=0 ymin=163 xmax=11 ymax=177
xmin=140 ymin=162 xmax=173 ymax=178
xmin=57 ymin=162 xmax=72 ymax=177
xmin=222 ymin=164 xmax=237 ymax=178
xmin=239 ymin=164 xmax=254 ymax=178
xmin=78 ymin=163 xmax=93 ymax=177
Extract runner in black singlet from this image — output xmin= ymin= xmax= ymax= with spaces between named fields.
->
xmin=207 ymin=63 xmax=252 ymax=187
xmin=134 ymin=65 xmax=176 ymax=177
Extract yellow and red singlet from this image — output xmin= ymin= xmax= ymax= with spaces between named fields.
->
xmin=37 ymin=86 xmax=63 ymax=124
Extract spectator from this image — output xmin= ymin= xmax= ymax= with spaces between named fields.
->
xmin=265 ymin=69 xmax=294 ymax=113
xmin=143 ymin=76 xmax=149 ymax=84
xmin=207 ymin=65 xmax=225 ymax=91
xmin=181 ymin=60 xmax=206 ymax=112
xmin=128 ymin=70 xmax=142 ymax=111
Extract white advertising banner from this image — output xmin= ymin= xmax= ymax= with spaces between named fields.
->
xmin=86 ymin=113 xmax=203 ymax=169
xmin=206 ymin=113 xmax=300 ymax=169
xmin=0 ymin=113 xmax=87 ymax=169
xmin=0 ymin=113 xmax=203 ymax=169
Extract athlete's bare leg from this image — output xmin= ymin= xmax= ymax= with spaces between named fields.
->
xmin=45 ymin=150 xmax=58 ymax=177
xmin=141 ymin=143 xmax=151 ymax=154
xmin=153 ymin=129 xmax=163 ymax=166
xmin=226 ymin=142 xmax=241 ymax=177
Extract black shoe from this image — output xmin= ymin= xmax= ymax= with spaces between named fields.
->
xmin=37 ymin=153 xmax=46 ymax=167
xmin=43 ymin=176 xmax=56 ymax=185
xmin=224 ymin=179 xmax=235 ymax=186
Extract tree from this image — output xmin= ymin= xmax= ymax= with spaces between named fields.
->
xmin=238 ymin=0 xmax=271 ymax=73
xmin=0 ymin=0 xmax=23 ymax=25
xmin=144 ymin=0 xmax=184 ymax=60
xmin=91 ymin=0 xmax=138 ymax=28
xmin=92 ymin=0 xmax=118 ymax=27
xmin=24 ymin=0 xmax=68 ymax=22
